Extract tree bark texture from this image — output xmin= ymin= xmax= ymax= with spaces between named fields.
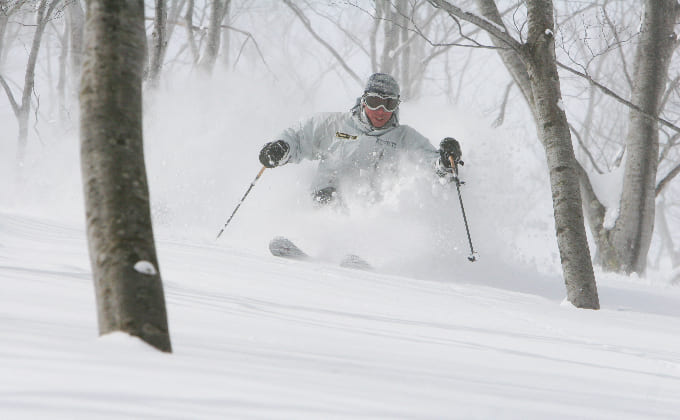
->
xmin=67 ymin=0 xmax=85 ymax=82
xmin=200 ymin=0 xmax=225 ymax=73
xmin=605 ymin=0 xmax=679 ymax=274
xmin=80 ymin=0 xmax=172 ymax=352
xmin=148 ymin=0 xmax=168 ymax=86
xmin=14 ymin=0 xmax=56 ymax=163
xmin=522 ymin=0 xmax=599 ymax=309
xmin=435 ymin=0 xmax=599 ymax=308
xmin=473 ymin=0 xmax=537 ymax=121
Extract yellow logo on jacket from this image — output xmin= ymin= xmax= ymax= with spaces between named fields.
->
xmin=336 ymin=132 xmax=358 ymax=140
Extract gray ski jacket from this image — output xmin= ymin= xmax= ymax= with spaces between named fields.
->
xmin=277 ymin=104 xmax=440 ymax=195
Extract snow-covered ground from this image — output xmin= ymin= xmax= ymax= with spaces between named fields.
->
xmin=2 ymin=73 xmax=680 ymax=418
xmin=2 ymin=208 xmax=680 ymax=419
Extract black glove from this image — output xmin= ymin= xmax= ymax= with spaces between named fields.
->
xmin=439 ymin=137 xmax=462 ymax=169
xmin=312 ymin=186 xmax=337 ymax=205
xmin=259 ymin=140 xmax=290 ymax=168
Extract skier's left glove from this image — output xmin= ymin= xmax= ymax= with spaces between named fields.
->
xmin=439 ymin=137 xmax=462 ymax=170
xmin=259 ymin=140 xmax=290 ymax=168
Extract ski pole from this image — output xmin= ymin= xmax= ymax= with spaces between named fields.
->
xmin=216 ymin=166 xmax=266 ymax=239
xmin=449 ymin=156 xmax=477 ymax=262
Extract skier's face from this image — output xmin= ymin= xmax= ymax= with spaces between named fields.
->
xmin=364 ymin=104 xmax=393 ymax=128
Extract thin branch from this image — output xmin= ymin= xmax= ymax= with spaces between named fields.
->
xmin=601 ymin=0 xmax=633 ymax=89
xmin=282 ymin=0 xmax=363 ymax=87
xmin=656 ymin=164 xmax=680 ymax=196
xmin=658 ymin=131 xmax=680 ymax=164
xmin=492 ymin=81 xmax=512 ymax=127
xmin=156 ymin=16 xmax=273 ymax=76
xmin=221 ymin=24 xmax=274 ymax=77
xmin=0 ymin=74 xmax=20 ymax=116
xmin=569 ymin=122 xmax=604 ymax=174
xmin=426 ymin=0 xmax=522 ymax=53
xmin=301 ymin=0 xmax=370 ymax=57
xmin=557 ymin=61 xmax=680 ymax=134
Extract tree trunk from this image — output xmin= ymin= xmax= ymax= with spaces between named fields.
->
xmin=220 ymin=0 xmax=231 ymax=68
xmin=67 ymin=0 xmax=85 ymax=85
xmin=15 ymin=0 xmax=55 ymax=163
xmin=369 ymin=2 xmax=382 ymax=73
xmin=603 ymin=0 xmax=679 ymax=274
xmin=398 ymin=0 xmax=411 ymax=98
xmin=199 ymin=0 xmax=224 ymax=74
xmin=380 ymin=0 xmax=398 ymax=74
xmin=0 ymin=12 xmax=8 ymax=69
xmin=184 ymin=0 xmax=200 ymax=64
xmin=474 ymin=0 xmax=537 ymax=120
xmin=521 ymin=0 xmax=599 ymax=309
xmin=429 ymin=0 xmax=599 ymax=308
xmin=148 ymin=0 xmax=168 ymax=87
xmin=80 ymin=0 xmax=172 ymax=352
xmin=56 ymin=22 xmax=68 ymax=120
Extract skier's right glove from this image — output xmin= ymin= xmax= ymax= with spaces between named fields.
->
xmin=259 ymin=140 xmax=290 ymax=168
xmin=439 ymin=137 xmax=462 ymax=170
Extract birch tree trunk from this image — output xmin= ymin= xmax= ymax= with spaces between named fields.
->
xmin=199 ymin=0 xmax=225 ymax=74
xmin=604 ymin=0 xmax=679 ymax=274
xmin=430 ymin=0 xmax=599 ymax=308
xmin=0 ymin=0 xmax=58 ymax=164
xmin=380 ymin=0 xmax=398 ymax=74
xmin=148 ymin=0 xmax=168 ymax=87
xmin=80 ymin=0 xmax=172 ymax=352
xmin=397 ymin=0 xmax=411 ymax=98
xmin=220 ymin=0 xmax=231 ymax=68
xmin=67 ymin=0 xmax=85 ymax=85
xmin=522 ymin=0 xmax=599 ymax=309
xmin=184 ymin=0 xmax=200 ymax=64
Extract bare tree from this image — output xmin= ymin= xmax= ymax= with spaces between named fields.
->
xmin=199 ymin=0 xmax=230 ymax=74
xmin=148 ymin=0 xmax=168 ymax=87
xmin=577 ymin=0 xmax=680 ymax=274
xmin=428 ymin=0 xmax=599 ymax=309
xmin=0 ymin=0 xmax=30 ymax=67
xmin=0 ymin=0 xmax=61 ymax=164
xmin=283 ymin=0 xmax=363 ymax=87
xmin=80 ymin=0 xmax=172 ymax=352
xmin=67 ymin=0 xmax=84 ymax=82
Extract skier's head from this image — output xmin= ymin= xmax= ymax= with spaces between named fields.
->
xmin=364 ymin=73 xmax=400 ymax=97
xmin=362 ymin=73 xmax=400 ymax=128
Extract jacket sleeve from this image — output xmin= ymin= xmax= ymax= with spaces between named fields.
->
xmin=277 ymin=113 xmax=338 ymax=164
xmin=400 ymin=125 xmax=440 ymax=167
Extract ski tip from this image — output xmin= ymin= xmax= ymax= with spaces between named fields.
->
xmin=340 ymin=254 xmax=373 ymax=271
xmin=269 ymin=236 xmax=309 ymax=260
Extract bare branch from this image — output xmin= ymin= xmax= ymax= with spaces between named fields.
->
xmin=557 ymin=61 xmax=680 ymax=134
xmin=569 ymin=122 xmax=604 ymax=174
xmin=491 ymin=81 xmax=512 ymax=127
xmin=221 ymin=24 xmax=274 ymax=77
xmin=0 ymin=74 xmax=20 ymax=117
xmin=426 ymin=0 xmax=522 ymax=53
xmin=282 ymin=0 xmax=363 ymax=87
xmin=657 ymin=164 xmax=680 ymax=196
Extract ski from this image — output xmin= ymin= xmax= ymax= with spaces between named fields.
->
xmin=268 ymin=236 xmax=373 ymax=270
xmin=269 ymin=236 xmax=309 ymax=260
xmin=339 ymin=254 xmax=373 ymax=271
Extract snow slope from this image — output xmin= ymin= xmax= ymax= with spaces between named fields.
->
xmin=2 ymin=208 xmax=680 ymax=419
xmin=1 ymin=68 xmax=680 ymax=419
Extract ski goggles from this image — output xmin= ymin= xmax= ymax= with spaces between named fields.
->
xmin=362 ymin=93 xmax=400 ymax=112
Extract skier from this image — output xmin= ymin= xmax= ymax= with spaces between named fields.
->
xmin=258 ymin=73 xmax=463 ymax=206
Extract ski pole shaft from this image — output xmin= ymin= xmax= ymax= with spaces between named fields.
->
xmin=216 ymin=166 xmax=266 ymax=239
xmin=449 ymin=156 xmax=477 ymax=262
